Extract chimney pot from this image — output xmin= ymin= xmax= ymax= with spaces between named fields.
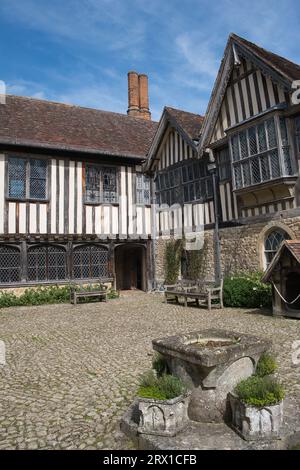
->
xmin=127 ymin=71 xmax=140 ymax=117
xmin=138 ymin=74 xmax=151 ymax=120
xmin=127 ymin=71 xmax=151 ymax=120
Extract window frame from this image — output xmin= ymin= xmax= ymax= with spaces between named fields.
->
xmin=216 ymin=146 xmax=231 ymax=182
xmin=263 ymin=229 xmax=291 ymax=270
xmin=0 ymin=244 xmax=22 ymax=284
xmin=294 ymin=115 xmax=300 ymax=155
xmin=229 ymin=114 xmax=296 ymax=191
xmin=155 ymin=159 xmax=213 ymax=206
xmin=72 ymin=244 xmax=110 ymax=280
xmin=136 ymin=173 xmax=151 ymax=206
xmin=6 ymin=155 xmax=49 ymax=202
xmin=84 ymin=164 xmax=118 ymax=205
xmin=27 ymin=244 xmax=68 ymax=282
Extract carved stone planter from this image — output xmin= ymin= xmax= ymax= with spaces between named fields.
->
xmin=229 ymin=392 xmax=283 ymax=441
xmin=137 ymin=392 xmax=191 ymax=437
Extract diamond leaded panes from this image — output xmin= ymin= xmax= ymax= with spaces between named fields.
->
xmin=27 ymin=245 xmax=67 ymax=281
xmin=231 ymin=117 xmax=294 ymax=190
xmin=73 ymin=245 xmax=109 ymax=280
xmin=8 ymin=158 xmax=26 ymax=199
xmin=8 ymin=157 xmax=47 ymax=200
xmin=0 ymin=246 xmax=21 ymax=283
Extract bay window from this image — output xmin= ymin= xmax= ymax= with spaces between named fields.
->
xmin=230 ymin=116 xmax=295 ymax=190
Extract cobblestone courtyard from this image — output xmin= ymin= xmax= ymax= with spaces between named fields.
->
xmin=0 ymin=292 xmax=300 ymax=450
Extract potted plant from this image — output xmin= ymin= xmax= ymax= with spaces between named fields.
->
xmin=137 ymin=354 xmax=190 ymax=437
xmin=229 ymin=354 xmax=284 ymax=441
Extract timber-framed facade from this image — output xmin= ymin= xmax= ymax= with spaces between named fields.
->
xmin=1 ymin=35 xmax=300 ymax=291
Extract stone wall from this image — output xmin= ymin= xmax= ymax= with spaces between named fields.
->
xmin=154 ymin=215 xmax=300 ymax=283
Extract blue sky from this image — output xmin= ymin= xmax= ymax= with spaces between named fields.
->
xmin=0 ymin=0 xmax=300 ymax=121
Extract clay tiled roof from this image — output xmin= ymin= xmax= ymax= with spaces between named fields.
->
xmin=0 ymin=95 xmax=158 ymax=159
xmin=232 ymin=34 xmax=300 ymax=81
xmin=165 ymin=107 xmax=204 ymax=141
xmin=262 ymin=240 xmax=300 ymax=282
xmin=285 ymin=240 xmax=300 ymax=263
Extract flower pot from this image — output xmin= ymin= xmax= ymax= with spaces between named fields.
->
xmin=137 ymin=392 xmax=191 ymax=437
xmin=229 ymin=392 xmax=283 ymax=441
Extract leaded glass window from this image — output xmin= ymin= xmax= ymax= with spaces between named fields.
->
xmin=85 ymin=166 xmax=101 ymax=203
xmin=103 ymin=168 xmax=117 ymax=203
xmin=8 ymin=157 xmax=47 ymax=200
xmin=85 ymin=166 xmax=118 ymax=204
xmin=217 ymin=147 xmax=231 ymax=181
xmin=136 ymin=174 xmax=150 ymax=205
xmin=27 ymin=245 xmax=67 ymax=281
xmin=73 ymin=245 xmax=109 ymax=279
xmin=230 ymin=117 xmax=294 ymax=190
xmin=0 ymin=246 xmax=21 ymax=284
xmin=264 ymin=230 xmax=290 ymax=268
xmin=155 ymin=160 xmax=213 ymax=206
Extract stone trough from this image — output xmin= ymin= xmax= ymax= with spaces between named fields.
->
xmin=152 ymin=329 xmax=271 ymax=423
xmin=120 ymin=329 xmax=300 ymax=449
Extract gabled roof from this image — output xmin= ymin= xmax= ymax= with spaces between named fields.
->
xmin=0 ymin=95 xmax=158 ymax=159
xmin=232 ymin=34 xmax=300 ymax=81
xmin=262 ymin=240 xmax=300 ymax=282
xmin=198 ymin=33 xmax=300 ymax=153
xmin=164 ymin=107 xmax=204 ymax=141
xmin=144 ymin=106 xmax=204 ymax=172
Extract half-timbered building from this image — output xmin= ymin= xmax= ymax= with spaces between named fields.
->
xmin=0 ymin=72 xmax=157 ymax=291
xmin=146 ymin=33 xmax=300 ymax=284
xmin=197 ymin=33 xmax=300 ymax=278
xmin=1 ymin=34 xmax=300 ymax=291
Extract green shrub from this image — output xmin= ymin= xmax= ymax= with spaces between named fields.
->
xmin=235 ymin=376 xmax=284 ymax=407
xmin=152 ymin=353 xmax=169 ymax=377
xmin=256 ymin=353 xmax=277 ymax=377
xmin=0 ymin=285 xmax=118 ymax=309
xmin=223 ymin=272 xmax=272 ymax=308
xmin=139 ymin=370 xmax=158 ymax=388
xmin=138 ymin=371 xmax=186 ymax=400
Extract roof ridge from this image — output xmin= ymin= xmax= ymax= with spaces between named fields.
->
xmin=165 ymin=106 xmax=204 ymax=118
xmin=5 ymin=94 xmax=159 ymax=124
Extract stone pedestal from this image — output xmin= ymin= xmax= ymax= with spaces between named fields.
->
xmin=152 ymin=329 xmax=271 ymax=423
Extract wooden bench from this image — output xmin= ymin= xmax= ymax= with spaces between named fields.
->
xmin=164 ymin=279 xmax=223 ymax=311
xmin=70 ymin=281 xmax=108 ymax=305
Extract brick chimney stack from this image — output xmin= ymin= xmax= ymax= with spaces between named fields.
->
xmin=127 ymin=71 xmax=151 ymax=120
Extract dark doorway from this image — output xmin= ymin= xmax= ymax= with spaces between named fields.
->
xmin=115 ymin=244 xmax=146 ymax=291
xmin=286 ymin=272 xmax=300 ymax=311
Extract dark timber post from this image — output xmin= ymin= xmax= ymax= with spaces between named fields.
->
xmin=207 ymin=158 xmax=221 ymax=283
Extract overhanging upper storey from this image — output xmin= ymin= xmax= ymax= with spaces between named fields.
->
xmin=198 ymin=33 xmax=300 ymax=154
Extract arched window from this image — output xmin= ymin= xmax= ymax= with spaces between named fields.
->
xmin=73 ymin=245 xmax=109 ymax=280
xmin=0 ymin=246 xmax=21 ymax=284
xmin=264 ymin=229 xmax=290 ymax=268
xmin=27 ymin=245 xmax=67 ymax=281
